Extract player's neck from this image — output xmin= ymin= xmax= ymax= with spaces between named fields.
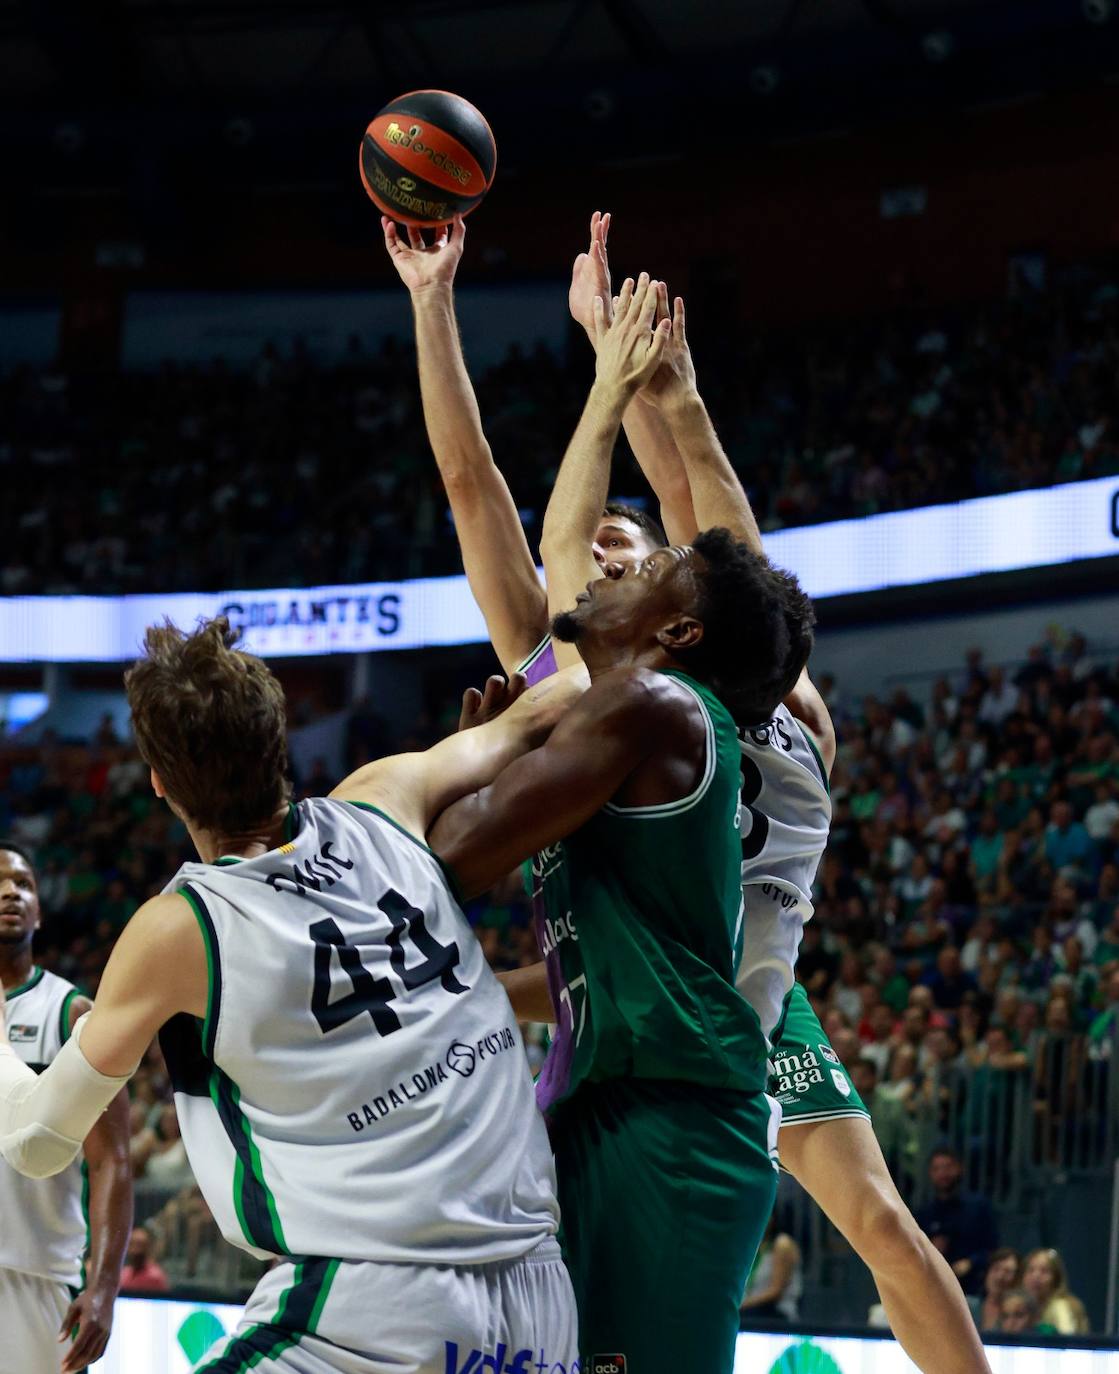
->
xmin=0 ymin=945 xmax=34 ymax=992
xmin=189 ymin=808 xmax=291 ymax=865
xmin=579 ymin=637 xmax=673 ymax=680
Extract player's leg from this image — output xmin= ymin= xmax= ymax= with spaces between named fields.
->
xmin=778 ymin=1116 xmax=991 ymax=1374
xmin=553 ymin=1078 xmax=779 ymax=1374
xmin=0 ymin=1266 xmax=71 ymax=1373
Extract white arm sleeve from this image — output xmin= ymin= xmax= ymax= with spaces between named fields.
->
xmin=0 ymin=1013 xmax=133 ymax=1179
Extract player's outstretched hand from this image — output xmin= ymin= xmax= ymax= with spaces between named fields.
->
xmin=592 ymin=272 xmax=671 ymax=399
xmin=60 ymin=1286 xmax=114 ymax=1373
xmin=382 ymin=213 xmax=465 ymax=295
xmin=569 ymin=210 xmax=611 ymax=335
xmin=640 ymin=284 xmax=698 ymax=411
xmin=458 ymin=672 xmax=528 ymax=731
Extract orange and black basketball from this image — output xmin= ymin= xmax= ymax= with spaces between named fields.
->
xmin=359 ymin=90 xmax=497 ymax=227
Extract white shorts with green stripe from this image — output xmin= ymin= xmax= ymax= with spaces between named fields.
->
xmin=194 ymin=1237 xmax=579 ymax=1373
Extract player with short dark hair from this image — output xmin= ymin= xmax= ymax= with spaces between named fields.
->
xmin=0 ymin=842 xmax=132 ymax=1374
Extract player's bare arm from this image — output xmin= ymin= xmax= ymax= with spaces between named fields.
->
xmin=383 ymin=214 xmax=547 ymax=672
xmin=640 ymin=292 xmax=835 ymax=769
xmin=540 ymin=273 xmax=669 ymax=668
xmin=331 ymin=664 xmax=587 ymax=838
xmin=63 ymin=997 xmax=131 ymax=1374
xmin=429 ymin=667 xmax=702 ymax=898
xmin=569 ymin=212 xmax=697 ymax=544
xmin=0 ymin=893 xmax=204 ymax=1181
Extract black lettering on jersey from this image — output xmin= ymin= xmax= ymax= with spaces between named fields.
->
xmin=268 ymin=843 xmax=355 ymax=896
xmin=741 ymin=717 xmax=792 ymax=752
xmin=740 ymin=755 xmax=770 ymax=863
xmin=379 ymin=889 xmax=468 ymax=996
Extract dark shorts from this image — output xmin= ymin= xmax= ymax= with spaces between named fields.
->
xmin=551 ymin=1078 xmax=779 ymax=1373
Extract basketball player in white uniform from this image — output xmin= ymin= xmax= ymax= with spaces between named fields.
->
xmin=383 ymin=209 xmax=990 ymax=1374
xmin=0 ymin=621 xmax=581 ymax=1374
xmin=0 ymin=842 xmax=132 ymax=1374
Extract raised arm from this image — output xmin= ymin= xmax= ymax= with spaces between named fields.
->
xmin=428 ymin=668 xmax=674 ymax=898
xmin=568 ymin=213 xmax=697 ymax=544
xmin=540 ymin=274 xmax=669 ymax=667
xmin=332 ymin=665 xmax=588 ymax=839
xmin=384 ymin=215 xmax=547 ymax=672
xmin=642 ymin=293 xmax=835 ymax=768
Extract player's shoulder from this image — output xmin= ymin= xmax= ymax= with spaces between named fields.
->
xmin=118 ymin=890 xmax=202 ymax=957
xmin=580 ymin=666 xmax=707 ymax=738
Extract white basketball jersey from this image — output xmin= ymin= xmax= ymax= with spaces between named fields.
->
xmin=0 ymin=967 xmax=86 ymax=1285
xmin=736 ymin=706 xmax=832 ymax=1039
xmin=160 ymin=797 xmax=559 ymax=1266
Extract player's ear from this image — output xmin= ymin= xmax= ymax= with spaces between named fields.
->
xmin=657 ymin=615 xmax=703 ymax=652
xmin=150 ymin=768 xmax=165 ymax=799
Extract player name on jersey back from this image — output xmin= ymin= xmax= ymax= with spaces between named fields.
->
xmin=160 ymin=796 xmax=558 ymax=1267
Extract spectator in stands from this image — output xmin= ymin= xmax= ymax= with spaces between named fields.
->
xmin=119 ymin=1227 xmax=170 ymax=1295
xmin=1021 ymin=1249 xmax=1090 ymax=1334
xmin=1045 ymin=801 xmax=1094 ymax=880
xmin=914 ymin=1147 xmax=997 ymax=1294
xmin=923 ymin=945 xmax=977 ymax=1011
xmin=740 ymin=1214 xmax=802 ymax=1323
xmin=999 ymin=1289 xmax=1045 ymax=1336
xmin=130 ymin=1103 xmax=194 ymax=1189
xmin=968 ymin=1247 xmax=1021 ymax=1332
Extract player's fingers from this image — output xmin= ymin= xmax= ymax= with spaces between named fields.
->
xmin=653 ymin=280 xmax=669 ymax=324
xmin=642 ymin=318 xmax=671 ymax=375
xmin=600 ymin=210 xmax=611 ymax=245
xmin=592 ymin=294 xmax=606 ymax=343
xmin=406 ymin=225 xmax=425 ymax=251
xmin=382 ymin=218 xmax=401 ymax=251
xmin=504 ymin=672 xmax=528 ymax=708
xmin=637 ymin=276 xmax=660 ymax=330
xmin=58 ymin=1303 xmax=80 ymax=1338
xmin=451 ymin=212 xmax=466 ymax=246
xmin=63 ymin=1328 xmax=107 ymax=1374
xmin=675 ymin=295 xmax=686 ymax=340
xmin=479 ymin=674 xmax=507 ymax=718
xmin=629 ymin=271 xmax=651 ymax=317
xmin=589 ymin=209 xmax=600 ymax=247
xmin=458 ymin=687 xmax=482 ymax=731
xmin=616 ymin=276 xmax=635 ymax=318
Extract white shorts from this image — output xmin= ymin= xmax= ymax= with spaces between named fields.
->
xmin=0 ymin=1265 xmax=71 ymax=1374
xmin=195 ymin=1237 xmax=580 ymax=1374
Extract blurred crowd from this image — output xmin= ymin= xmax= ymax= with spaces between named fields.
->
xmin=5 ymin=619 xmax=1119 ymax=1323
xmin=0 ymin=263 xmax=1116 ymax=594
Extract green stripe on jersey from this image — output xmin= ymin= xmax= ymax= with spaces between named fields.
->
xmin=4 ymin=966 xmax=44 ymax=1000
xmin=196 ymin=1257 xmax=340 ymax=1372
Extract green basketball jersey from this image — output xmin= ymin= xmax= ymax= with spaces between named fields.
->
xmin=529 ymin=670 xmax=769 ymax=1112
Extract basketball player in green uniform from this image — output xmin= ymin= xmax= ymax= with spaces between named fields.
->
xmin=383 ymin=209 xmax=990 ymax=1374
xmin=430 ymin=533 xmax=812 ymax=1373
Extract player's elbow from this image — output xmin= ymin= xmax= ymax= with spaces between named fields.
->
xmin=1 ymin=1122 xmax=83 ymax=1179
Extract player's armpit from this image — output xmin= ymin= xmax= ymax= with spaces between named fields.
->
xmin=784 ymin=668 xmax=836 ymax=775
xmin=428 ymin=667 xmax=673 ymax=899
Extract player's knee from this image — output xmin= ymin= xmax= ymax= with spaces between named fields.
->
xmin=850 ymin=1188 xmax=926 ymax=1277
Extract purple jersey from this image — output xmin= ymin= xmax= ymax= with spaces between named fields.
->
xmin=519 ymin=635 xmax=558 ymax=688
xmin=515 ymin=635 xmax=569 ymax=1110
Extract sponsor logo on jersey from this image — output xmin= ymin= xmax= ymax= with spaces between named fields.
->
xmin=832 ymin=1069 xmax=851 ymax=1097
xmin=759 ymin=881 xmax=800 ymax=911
xmin=770 ymin=1047 xmax=825 ymax=1096
xmin=530 ymin=842 xmax=565 ymax=891
xmin=346 ymin=1027 xmax=518 ymax=1132
xmin=590 ymin=1358 xmax=626 ymax=1374
xmin=7 ymin=1023 xmax=37 ymax=1042
xmin=446 ymin=1040 xmax=476 ymax=1077
xmin=444 ymin=1342 xmax=583 ymax=1373
xmin=818 ymin=1044 xmax=840 ymax=1066
xmin=538 ymin=908 xmax=578 ymax=957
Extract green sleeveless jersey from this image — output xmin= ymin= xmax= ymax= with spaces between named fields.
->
xmin=529 ymin=670 xmax=769 ymax=1113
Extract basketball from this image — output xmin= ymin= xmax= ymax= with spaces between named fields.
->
xmin=359 ymin=89 xmax=497 ymax=227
